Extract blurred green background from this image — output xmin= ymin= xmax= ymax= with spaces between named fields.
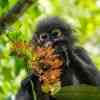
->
xmin=0 ymin=0 xmax=100 ymax=99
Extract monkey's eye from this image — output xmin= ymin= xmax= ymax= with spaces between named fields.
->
xmin=40 ymin=33 xmax=48 ymax=40
xmin=52 ymin=29 xmax=62 ymax=37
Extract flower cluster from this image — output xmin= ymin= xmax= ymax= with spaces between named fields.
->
xmin=31 ymin=46 xmax=63 ymax=94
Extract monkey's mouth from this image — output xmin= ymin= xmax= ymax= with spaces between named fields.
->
xmin=43 ymin=40 xmax=69 ymax=66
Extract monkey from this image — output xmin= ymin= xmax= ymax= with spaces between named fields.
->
xmin=15 ymin=16 xmax=100 ymax=100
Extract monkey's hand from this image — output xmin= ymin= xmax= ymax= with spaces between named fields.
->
xmin=16 ymin=73 xmax=56 ymax=100
xmin=15 ymin=74 xmax=41 ymax=100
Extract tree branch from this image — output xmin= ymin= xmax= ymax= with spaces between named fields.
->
xmin=0 ymin=0 xmax=36 ymax=34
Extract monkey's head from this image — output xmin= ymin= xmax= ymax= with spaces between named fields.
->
xmin=31 ymin=16 xmax=74 ymax=94
xmin=33 ymin=17 xmax=74 ymax=47
xmin=32 ymin=16 xmax=74 ymax=64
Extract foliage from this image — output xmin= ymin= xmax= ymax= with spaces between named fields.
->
xmin=55 ymin=85 xmax=100 ymax=100
xmin=0 ymin=0 xmax=100 ymax=99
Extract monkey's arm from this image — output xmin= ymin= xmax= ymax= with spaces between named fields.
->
xmin=70 ymin=47 xmax=100 ymax=86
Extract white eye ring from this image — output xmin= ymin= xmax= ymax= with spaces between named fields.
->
xmin=52 ymin=29 xmax=62 ymax=37
xmin=40 ymin=33 xmax=48 ymax=41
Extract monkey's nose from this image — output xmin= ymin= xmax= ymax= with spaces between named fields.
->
xmin=44 ymin=41 xmax=53 ymax=47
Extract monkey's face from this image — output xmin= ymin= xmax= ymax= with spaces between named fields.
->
xmin=36 ymin=29 xmax=64 ymax=46
xmin=32 ymin=29 xmax=68 ymax=71
xmin=34 ymin=29 xmax=68 ymax=57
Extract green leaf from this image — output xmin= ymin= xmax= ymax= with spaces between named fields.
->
xmin=0 ymin=0 xmax=8 ymax=8
xmin=55 ymin=85 xmax=100 ymax=100
xmin=15 ymin=57 xmax=25 ymax=76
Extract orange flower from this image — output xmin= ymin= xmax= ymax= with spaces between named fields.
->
xmin=31 ymin=46 xmax=63 ymax=88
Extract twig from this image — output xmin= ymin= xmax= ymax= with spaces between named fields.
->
xmin=0 ymin=0 xmax=36 ymax=34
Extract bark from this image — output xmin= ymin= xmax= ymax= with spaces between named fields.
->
xmin=0 ymin=0 xmax=36 ymax=34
